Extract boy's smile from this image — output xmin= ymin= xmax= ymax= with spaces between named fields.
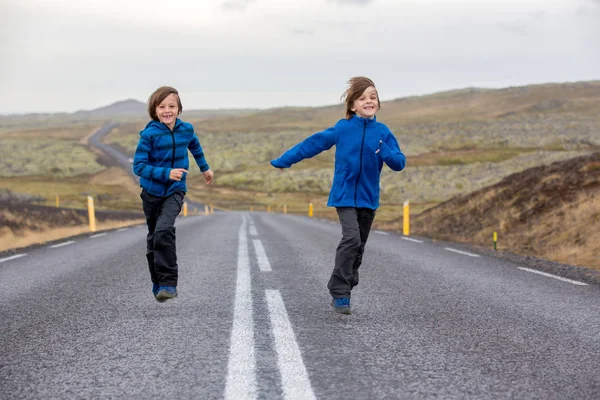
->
xmin=156 ymin=93 xmax=180 ymax=130
xmin=351 ymin=86 xmax=379 ymax=118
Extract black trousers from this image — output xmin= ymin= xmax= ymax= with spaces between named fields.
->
xmin=140 ymin=189 xmax=184 ymax=287
xmin=327 ymin=207 xmax=376 ymax=299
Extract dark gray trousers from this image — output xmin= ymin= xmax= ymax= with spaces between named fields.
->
xmin=140 ymin=189 xmax=184 ymax=287
xmin=327 ymin=207 xmax=376 ymax=299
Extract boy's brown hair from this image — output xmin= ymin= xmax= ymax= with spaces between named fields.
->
xmin=340 ymin=76 xmax=380 ymax=119
xmin=148 ymin=86 xmax=183 ymax=121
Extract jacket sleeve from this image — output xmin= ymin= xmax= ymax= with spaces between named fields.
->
xmin=270 ymin=125 xmax=337 ymax=168
xmin=188 ymin=134 xmax=210 ymax=172
xmin=132 ymin=131 xmax=172 ymax=182
xmin=378 ymin=129 xmax=406 ymax=171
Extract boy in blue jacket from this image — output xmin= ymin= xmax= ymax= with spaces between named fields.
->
xmin=270 ymin=77 xmax=406 ymax=314
xmin=133 ymin=86 xmax=214 ymax=302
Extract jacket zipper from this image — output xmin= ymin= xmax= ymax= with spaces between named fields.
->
xmin=163 ymin=127 xmax=176 ymax=196
xmin=354 ymin=120 xmax=367 ymax=206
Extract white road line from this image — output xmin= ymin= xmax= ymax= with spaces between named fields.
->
xmin=252 ymin=239 xmax=272 ymax=272
xmin=249 ymin=226 xmax=257 ymax=236
xmin=401 ymin=237 xmax=423 ymax=243
xmin=518 ymin=267 xmax=588 ymax=286
xmin=374 ymin=230 xmax=389 ymax=235
xmin=225 ymin=216 xmax=257 ymax=400
xmin=444 ymin=247 xmax=480 ymax=257
xmin=266 ymin=290 xmax=317 ymax=400
xmin=0 ymin=254 xmax=27 ymax=264
xmin=116 ymin=228 xmax=129 ymax=232
xmin=89 ymin=233 xmax=107 ymax=239
xmin=50 ymin=241 xmax=75 ymax=248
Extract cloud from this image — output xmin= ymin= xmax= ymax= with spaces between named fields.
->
xmin=326 ymin=0 xmax=373 ymax=6
xmin=220 ymin=0 xmax=256 ymax=11
xmin=291 ymin=28 xmax=315 ymax=35
xmin=528 ymin=10 xmax=547 ymax=21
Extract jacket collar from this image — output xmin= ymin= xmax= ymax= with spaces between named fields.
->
xmin=349 ymin=114 xmax=377 ymax=127
xmin=145 ymin=118 xmax=183 ymax=132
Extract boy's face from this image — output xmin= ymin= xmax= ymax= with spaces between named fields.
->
xmin=156 ymin=93 xmax=180 ymax=129
xmin=351 ymin=86 xmax=379 ymax=118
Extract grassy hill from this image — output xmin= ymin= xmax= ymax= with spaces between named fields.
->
xmin=389 ymin=152 xmax=599 ymax=271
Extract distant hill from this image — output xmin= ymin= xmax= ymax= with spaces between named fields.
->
xmin=73 ymin=99 xmax=146 ymax=118
xmin=76 ymin=99 xmax=257 ymax=120
xmin=191 ymin=80 xmax=600 ymax=133
xmin=2 ymin=80 xmax=599 ymax=126
xmin=403 ymin=152 xmax=600 ymax=270
xmin=0 ymin=100 xmax=258 ymax=125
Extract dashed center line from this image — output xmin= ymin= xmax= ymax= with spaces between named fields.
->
xmin=518 ymin=267 xmax=588 ymax=286
xmin=401 ymin=237 xmax=423 ymax=243
xmin=0 ymin=254 xmax=27 ymax=264
xmin=116 ymin=228 xmax=129 ymax=232
xmin=266 ymin=290 xmax=317 ymax=400
xmin=374 ymin=230 xmax=389 ymax=235
xmin=89 ymin=233 xmax=107 ymax=239
xmin=444 ymin=247 xmax=480 ymax=257
xmin=249 ymin=226 xmax=257 ymax=236
xmin=49 ymin=241 xmax=75 ymax=248
xmin=252 ymin=239 xmax=272 ymax=272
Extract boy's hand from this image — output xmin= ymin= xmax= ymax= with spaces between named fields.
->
xmin=169 ymin=168 xmax=188 ymax=181
xmin=203 ymin=169 xmax=214 ymax=185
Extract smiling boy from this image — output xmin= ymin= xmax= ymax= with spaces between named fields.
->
xmin=270 ymin=77 xmax=406 ymax=314
xmin=133 ymin=86 xmax=214 ymax=302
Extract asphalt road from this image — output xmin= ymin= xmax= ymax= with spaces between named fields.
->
xmin=2 ymin=212 xmax=599 ymax=399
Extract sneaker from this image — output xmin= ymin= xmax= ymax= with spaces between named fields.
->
xmin=331 ymin=297 xmax=351 ymax=314
xmin=152 ymin=283 xmax=169 ymax=303
xmin=156 ymin=286 xmax=177 ymax=301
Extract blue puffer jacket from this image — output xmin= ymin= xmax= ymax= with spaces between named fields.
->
xmin=270 ymin=115 xmax=406 ymax=210
xmin=133 ymin=119 xmax=210 ymax=197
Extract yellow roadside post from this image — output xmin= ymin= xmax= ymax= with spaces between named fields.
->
xmin=87 ymin=196 xmax=96 ymax=232
xmin=493 ymin=232 xmax=497 ymax=251
xmin=309 ymin=203 xmax=313 ymax=217
xmin=250 ymin=206 xmax=254 ymax=212
xmin=267 ymin=205 xmax=271 ymax=213
xmin=55 ymin=195 xmax=59 ymax=208
xmin=183 ymin=202 xmax=188 ymax=217
xmin=205 ymin=205 xmax=209 ymax=215
xmin=403 ymin=200 xmax=410 ymax=236
xmin=283 ymin=204 xmax=288 ymax=215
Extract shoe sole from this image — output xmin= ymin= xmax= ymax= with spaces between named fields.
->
xmin=330 ymin=301 xmax=352 ymax=315
xmin=156 ymin=291 xmax=178 ymax=301
xmin=333 ymin=307 xmax=351 ymax=315
xmin=154 ymin=294 xmax=167 ymax=303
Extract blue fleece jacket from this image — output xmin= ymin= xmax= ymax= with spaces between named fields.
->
xmin=270 ymin=115 xmax=406 ymax=210
xmin=133 ymin=119 xmax=210 ymax=197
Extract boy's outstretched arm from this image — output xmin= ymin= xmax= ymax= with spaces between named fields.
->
xmin=133 ymin=134 xmax=172 ymax=182
xmin=376 ymin=133 xmax=406 ymax=171
xmin=270 ymin=126 xmax=337 ymax=169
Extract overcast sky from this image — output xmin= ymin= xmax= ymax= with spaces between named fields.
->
xmin=1 ymin=0 xmax=599 ymax=114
